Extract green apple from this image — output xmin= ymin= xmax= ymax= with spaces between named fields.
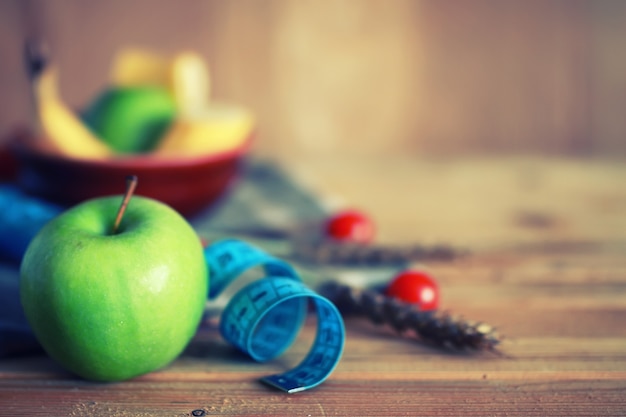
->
xmin=19 ymin=194 xmax=208 ymax=381
xmin=83 ymin=86 xmax=176 ymax=154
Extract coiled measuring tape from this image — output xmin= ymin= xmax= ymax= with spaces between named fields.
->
xmin=204 ymin=239 xmax=345 ymax=393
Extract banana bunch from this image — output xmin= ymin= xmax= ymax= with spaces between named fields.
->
xmin=27 ymin=44 xmax=254 ymax=160
xmin=117 ymin=49 xmax=255 ymax=157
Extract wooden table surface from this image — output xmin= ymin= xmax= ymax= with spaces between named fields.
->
xmin=1 ymin=156 xmax=625 ymax=416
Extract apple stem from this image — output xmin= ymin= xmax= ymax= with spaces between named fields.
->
xmin=112 ymin=175 xmax=138 ymax=234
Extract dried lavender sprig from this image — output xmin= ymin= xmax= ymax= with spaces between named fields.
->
xmin=292 ymin=240 xmax=465 ymax=266
xmin=319 ymin=282 xmax=501 ymax=351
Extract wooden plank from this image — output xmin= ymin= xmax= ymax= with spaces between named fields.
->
xmin=2 ymin=376 xmax=626 ymax=417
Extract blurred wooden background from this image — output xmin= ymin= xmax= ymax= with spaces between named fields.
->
xmin=1 ymin=0 xmax=625 ymax=159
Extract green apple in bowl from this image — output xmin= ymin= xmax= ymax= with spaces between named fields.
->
xmin=82 ymin=86 xmax=176 ymax=154
xmin=20 ymin=181 xmax=208 ymax=381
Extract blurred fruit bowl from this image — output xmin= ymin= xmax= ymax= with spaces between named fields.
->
xmin=7 ymin=128 xmax=252 ymax=217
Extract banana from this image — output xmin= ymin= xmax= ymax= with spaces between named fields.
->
xmin=168 ymin=51 xmax=210 ymax=116
xmin=153 ymin=103 xmax=254 ymax=157
xmin=110 ymin=48 xmax=170 ymax=88
xmin=27 ymin=48 xmax=112 ymax=159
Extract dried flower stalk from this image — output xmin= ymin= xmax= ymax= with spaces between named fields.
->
xmin=319 ymin=282 xmax=501 ymax=351
xmin=292 ymin=240 xmax=464 ymax=266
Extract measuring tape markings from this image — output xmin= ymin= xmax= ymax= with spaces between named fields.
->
xmin=206 ymin=238 xmax=298 ymax=299
xmin=204 ymin=239 xmax=345 ymax=393
xmin=262 ymin=296 xmax=344 ymax=393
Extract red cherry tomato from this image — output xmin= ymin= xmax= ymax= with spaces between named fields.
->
xmin=325 ymin=209 xmax=375 ymax=244
xmin=385 ymin=270 xmax=440 ymax=311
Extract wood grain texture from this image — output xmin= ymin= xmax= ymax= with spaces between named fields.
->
xmin=1 ymin=156 xmax=625 ymax=416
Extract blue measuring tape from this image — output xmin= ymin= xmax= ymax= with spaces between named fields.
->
xmin=204 ymin=239 xmax=345 ymax=393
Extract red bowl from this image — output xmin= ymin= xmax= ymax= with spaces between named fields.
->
xmin=8 ymin=128 xmax=251 ymax=217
